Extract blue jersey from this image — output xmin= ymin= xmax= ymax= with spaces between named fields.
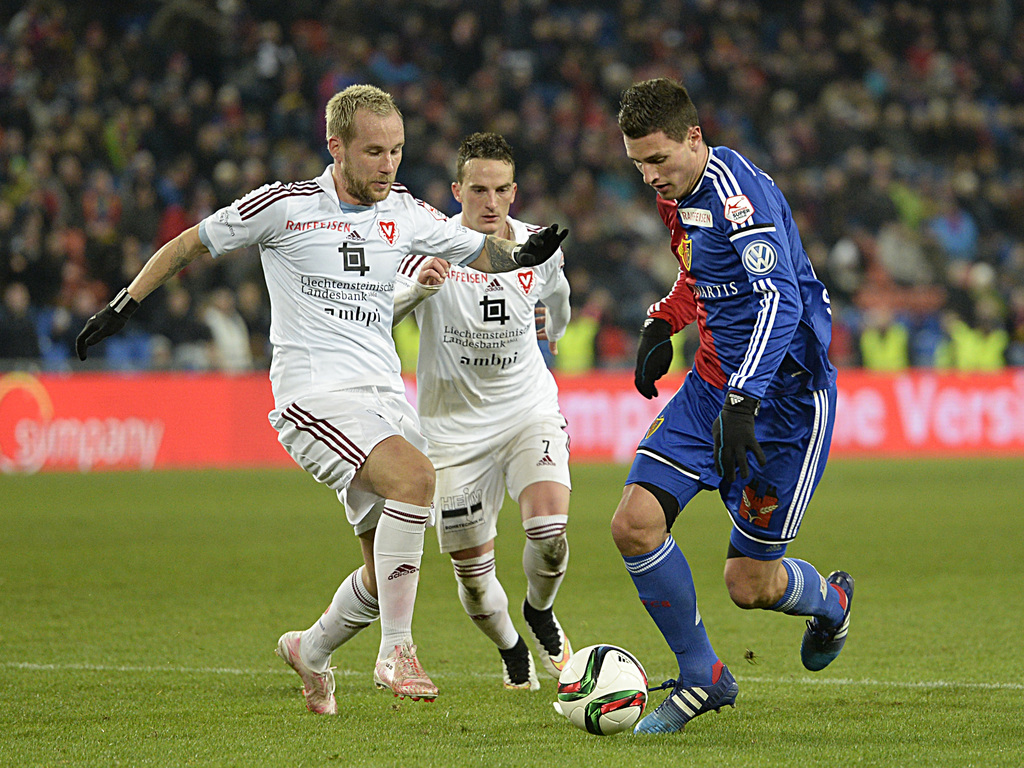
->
xmin=650 ymin=146 xmax=836 ymax=400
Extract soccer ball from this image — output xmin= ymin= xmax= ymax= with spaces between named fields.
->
xmin=555 ymin=645 xmax=648 ymax=735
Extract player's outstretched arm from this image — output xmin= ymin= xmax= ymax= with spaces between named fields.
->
xmin=75 ymin=225 xmax=210 ymax=360
xmin=468 ymin=224 xmax=568 ymax=273
xmin=393 ymin=257 xmax=449 ymax=325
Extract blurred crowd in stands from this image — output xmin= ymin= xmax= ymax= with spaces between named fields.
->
xmin=1 ymin=0 xmax=1023 ymax=374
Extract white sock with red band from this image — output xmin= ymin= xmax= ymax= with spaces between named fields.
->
xmin=301 ymin=566 xmax=379 ymax=672
xmin=522 ymin=514 xmax=569 ymax=611
xmin=452 ymin=552 xmax=520 ymax=650
xmin=374 ymin=500 xmax=430 ymax=658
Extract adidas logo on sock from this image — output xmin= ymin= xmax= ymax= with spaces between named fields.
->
xmin=536 ymin=455 xmax=555 ymax=466
xmin=387 ymin=564 xmax=420 ymax=580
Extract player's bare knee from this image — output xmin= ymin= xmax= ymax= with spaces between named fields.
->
xmin=391 ymin=459 xmax=435 ymax=506
xmin=611 ymin=509 xmax=654 ymax=556
xmin=724 ymin=571 xmax=775 ymax=609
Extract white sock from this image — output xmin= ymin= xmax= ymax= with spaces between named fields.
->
xmin=523 ymin=514 xmax=569 ymax=611
xmin=452 ymin=552 xmax=520 ymax=651
xmin=374 ymin=500 xmax=429 ymax=659
xmin=300 ymin=567 xmax=379 ymax=672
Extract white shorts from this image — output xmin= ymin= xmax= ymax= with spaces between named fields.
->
xmin=271 ymin=388 xmax=430 ymax=536
xmin=430 ymin=415 xmax=571 ymax=553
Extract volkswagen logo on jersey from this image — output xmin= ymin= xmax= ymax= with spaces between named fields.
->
xmin=741 ymin=240 xmax=777 ymax=275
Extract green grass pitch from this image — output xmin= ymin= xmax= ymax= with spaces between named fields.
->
xmin=2 ymin=458 xmax=1022 ymax=767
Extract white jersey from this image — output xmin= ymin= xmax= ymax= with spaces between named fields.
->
xmin=397 ymin=214 xmax=570 ymax=443
xmin=198 ymin=166 xmax=485 ymax=408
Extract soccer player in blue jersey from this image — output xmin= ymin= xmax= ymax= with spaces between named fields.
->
xmin=611 ymin=77 xmax=854 ymax=735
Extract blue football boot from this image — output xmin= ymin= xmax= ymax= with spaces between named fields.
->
xmin=633 ymin=661 xmax=738 ymax=735
xmin=801 ymin=570 xmax=855 ymax=671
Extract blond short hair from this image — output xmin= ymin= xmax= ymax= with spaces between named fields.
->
xmin=325 ymin=85 xmax=402 ymax=143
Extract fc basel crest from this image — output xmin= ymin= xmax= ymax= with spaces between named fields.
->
xmin=739 ymin=482 xmax=779 ymax=529
xmin=676 ymin=233 xmax=692 ymax=271
xmin=645 ymin=417 xmax=664 ymax=440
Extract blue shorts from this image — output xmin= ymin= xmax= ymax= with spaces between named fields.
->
xmin=625 ymin=372 xmax=836 ymax=560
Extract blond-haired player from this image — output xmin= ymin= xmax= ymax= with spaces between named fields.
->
xmin=76 ymin=89 xmax=567 ymax=713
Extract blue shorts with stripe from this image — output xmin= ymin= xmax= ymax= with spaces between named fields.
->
xmin=625 ymin=371 xmax=836 ymax=560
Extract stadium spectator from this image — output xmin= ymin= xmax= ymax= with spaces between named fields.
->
xmin=201 ymin=286 xmax=253 ymax=373
xmin=859 ymin=307 xmax=910 ymax=372
xmin=0 ymin=281 xmax=41 ymax=361
xmin=1 ymin=0 xmax=1023 ymax=369
xmin=611 ymin=77 xmax=853 ymax=735
xmin=73 ymin=83 xmax=567 ymax=715
xmin=394 ymin=132 xmax=573 ymax=692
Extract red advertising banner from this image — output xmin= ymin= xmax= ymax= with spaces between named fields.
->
xmin=1 ymin=370 xmax=1022 ymax=473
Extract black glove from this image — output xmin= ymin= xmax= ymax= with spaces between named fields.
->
xmin=713 ymin=390 xmax=767 ymax=484
xmin=634 ymin=317 xmax=673 ymax=399
xmin=513 ymin=224 xmax=568 ymax=267
xmin=75 ymin=288 xmax=140 ymax=361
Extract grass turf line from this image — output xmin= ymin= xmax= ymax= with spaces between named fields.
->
xmin=1 ymin=459 xmax=1021 ymax=767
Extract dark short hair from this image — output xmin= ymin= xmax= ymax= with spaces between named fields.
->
xmin=618 ymin=77 xmax=699 ymax=142
xmin=456 ymin=132 xmax=515 ymax=183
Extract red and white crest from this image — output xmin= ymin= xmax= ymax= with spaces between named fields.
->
xmin=724 ymin=195 xmax=754 ymax=225
xmin=378 ymin=220 xmax=398 ymax=245
xmin=517 ymin=270 xmax=535 ymax=294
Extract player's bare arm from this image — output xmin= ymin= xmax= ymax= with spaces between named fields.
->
xmin=471 ymin=234 xmax=521 ymax=273
xmin=467 ymin=224 xmax=569 ymax=273
xmin=393 ymin=257 xmax=449 ymax=325
xmin=128 ymin=225 xmax=210 ymax=301
xmin=415 ymin=257 xmax=450 ymax=286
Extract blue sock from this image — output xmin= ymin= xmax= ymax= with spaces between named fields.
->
xmin=623 ymin=536 xmax=719 ymax=686
xmin=770 ymin=558 xmax=847 ymax=627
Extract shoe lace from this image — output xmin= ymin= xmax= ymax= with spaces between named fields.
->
xmin=398 ymin=644 xmax=428 ymax=680
xmin=648 ymin=678 xmax=677 ymax=693
xmin=309 ymin=666 xmax=337 ymax=697
xmin=805 ymin=618 xmax=836 ymax=640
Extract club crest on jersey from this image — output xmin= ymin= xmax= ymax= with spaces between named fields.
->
xmin=517 ymin=270 xmax=534 ymax=295
xmin=378 ymin=220 xmax=399 ymax=245
xmin=724 ymin=195 xmax=754 ymax=224
xmin=645 ymin=417 xmax=664 ymax=440
xmin=676 ymin=234 xmax=692 ymax=271
xmin=739 ymin=482 xmax=778 ymax=528
xmin=741 ymin=240 xmax=777 ymax=274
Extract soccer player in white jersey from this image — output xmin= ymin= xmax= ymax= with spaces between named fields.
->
xmin=74 ymin=86 xmax=567 ymax=714
xmin=393 ymin=133 xmax=573 ymax=691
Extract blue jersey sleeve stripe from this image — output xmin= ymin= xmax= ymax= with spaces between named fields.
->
xmin=706 ymin=167 xmax=739 ymax=230
xmin=728 ymin=278 xmax=779 ymax=390
xmin=732 ymin=152 xmax=760 ymax=178
xmin=708 ymin=154 xmax=744 ymax=197
xmin=729 ymin=223 xmax=777 ymax=241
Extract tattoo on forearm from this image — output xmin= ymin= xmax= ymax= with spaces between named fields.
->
xmin=166 ymin=237 xmax=192 ymax=278
xmin=483 ymin=235 xmax=519 ymax=273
